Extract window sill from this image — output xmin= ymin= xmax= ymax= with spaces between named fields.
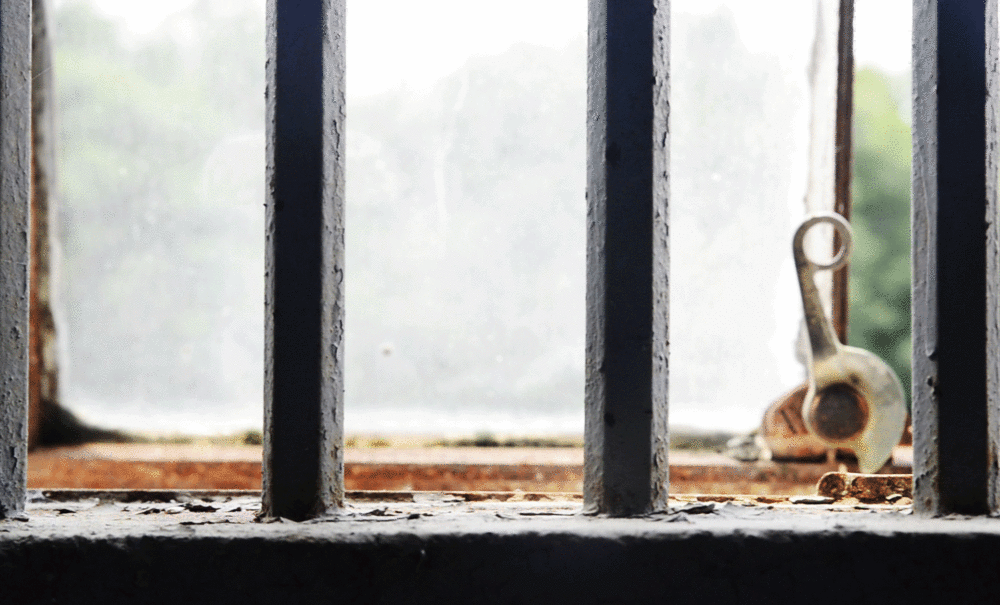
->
xmin=27 ymin=443 xmax=913 ymax=494
xmin=1 ymin=488 xmax=997 ymax=603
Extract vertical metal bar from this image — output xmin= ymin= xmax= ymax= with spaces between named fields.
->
xmin=912 ymin=0 xmax=997 ymax=515
xmin=0 ymin=0 xmax=32 ymax=520
xmin=263 ymin=0 xmax=346 ymax=520
xmin=584 ymin=0 xmax=669 ymax=516
xmin=987 ymin=0 xmax=1000 ymax=512
xmin=832 ymin=0 xmax=854 ymax=345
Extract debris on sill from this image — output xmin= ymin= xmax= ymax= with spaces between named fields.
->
xmin=816 ymin=472 xmax=912 ymax=504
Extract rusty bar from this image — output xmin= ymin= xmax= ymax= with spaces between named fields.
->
xmin=29 ymin=0 xmax=59 ymax=452
xmin=584 ymin=0 xmax=669 ymax=516
xmin=0 ymin=0 xmax=32 ymax=519
xmin=912 ymin=0 xmax=997 ymax=515
xmin=831 ymin=0 xmax=854 ymax=345
xmin=262 ymin=0 xmax=346 ymax=520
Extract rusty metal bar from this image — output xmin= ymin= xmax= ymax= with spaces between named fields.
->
xmin=831 ymin=0 xmax=854 ymax=345
xmin=0 ymin=0 xmax=32 ymax=520
xmin=912 ymin=0 xmax=998 ymax=515
xmin=29 ymin=0 xmax=60 ymax=452
xmin=262 ymin=0 xmax=346 ymax=520
xmin=584 ymin=0 xmax=669 ymax=516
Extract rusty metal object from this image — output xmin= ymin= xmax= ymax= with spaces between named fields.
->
xmin=794 ymin=214 xmax=907 ymax=473
xmin=761 ymin=384 xmax=827 ymax=461
xmin=817 ymin=472 xmax=912 ymax=503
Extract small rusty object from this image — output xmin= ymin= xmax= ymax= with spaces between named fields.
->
xmin=817 ymin=472 xmax=912 ymax=503
xmin=794 ymin=214 xmax=907 ymax=473
xmin=761 ymin=384 xmax=827 ymax=461
xmin=810 ymin=383 xmax=868 ymax=441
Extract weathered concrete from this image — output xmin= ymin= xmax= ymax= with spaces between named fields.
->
xmin=584 ymin=0 xmax=670 ymax=517
xmin=912 ymin=0 xmax=1000 ymax=515
xmin=2 ymin=495 xmax=1000 ymax=604
xmin=263 ymin=0 xmax=346 ymax=520
xmin=0 ymin=0 xmax=32 ymax=520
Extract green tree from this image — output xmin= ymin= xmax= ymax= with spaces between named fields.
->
xmin=848 ymin=68 xmax=912 ymax=403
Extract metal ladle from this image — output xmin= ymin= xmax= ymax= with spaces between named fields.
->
xmin=793 ymin=213 xmax=906 ymax=473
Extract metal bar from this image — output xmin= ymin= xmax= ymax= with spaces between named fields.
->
xmin=0 ymin=0 xmax=32 ymax=520
xmin=831 ymin=0 xmax=854 ymax=345
xmin=986 ymin=0 xmax=1000 ymax=512
xmin=987 ymin=0 xmax=1000 ymax=512
xmin=584 ymin=0 xmax=669 ymax=516
xmin=912 ymin=0 xmax=997 ymax=515
xmin=263 ymin=0 xmax=346 ymax=520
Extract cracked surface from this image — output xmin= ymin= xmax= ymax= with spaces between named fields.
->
xmin=0 ymin=490 xmax=961 ymax=539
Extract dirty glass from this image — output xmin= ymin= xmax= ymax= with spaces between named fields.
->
xmin=51 ymin=0 xmax=910 ymax=442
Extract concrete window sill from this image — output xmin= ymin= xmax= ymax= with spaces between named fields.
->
xmin=2 ymin=489 xmax=998 ymax=603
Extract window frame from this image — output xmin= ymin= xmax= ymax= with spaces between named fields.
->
xmin=2 ymin=0 xmax=998 ymax=521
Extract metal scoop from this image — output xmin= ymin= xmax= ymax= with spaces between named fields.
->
xmin=793 ymin=213 xmax=906 ymax=473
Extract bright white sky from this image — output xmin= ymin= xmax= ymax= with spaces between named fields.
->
xmin=82 ymin=0 xmax=912 ymax=98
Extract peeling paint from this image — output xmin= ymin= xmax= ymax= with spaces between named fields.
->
xmin=262 ymin=0 xmax=345 ymax=521
xmin=584 ymin=0 xmax=669 ymax=517
xmin=0 ymin=0 xmax=30 ymax=519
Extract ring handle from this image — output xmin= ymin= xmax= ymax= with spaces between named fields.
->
xmin=793 ymin=213 xmax=853 ymax=272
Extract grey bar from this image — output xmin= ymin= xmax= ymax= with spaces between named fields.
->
xmin=0 ymin=0 xmax=31 ymax=520
xmin=988 ymin=0 xmax=1000 ymax=513
xmin=912 ymin=0 xmax=997 ymax=515
xmin=263 ymin=0 xmax=346 ymax=520
xmin=584 ymin=0 xmax=669 ymax=516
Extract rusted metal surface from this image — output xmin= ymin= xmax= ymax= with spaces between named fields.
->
xmin=28 ymin=444 xmax=911 ymax=495
xmin=794 ymin=214 xmax=906 ymax=473
xmin=912 ymin=0 xmax=998 ymax=515
xmin=761 ymin=384 xmax=913 ymax=464
xmin=0 ymin=0 xmax=32 ymax=520
xmin=811 ymin=383 xmax=867 ymax=441
xmin=831 ymin=0 xmax=854 ymax=344
xmin=263 ymin=0 xmax=346 ymax=520
xmin=817 ymin=472 xmax=912 ymax=503
xmin=761 ymin=384 xmax=828 ymax=461
xmin=584 ymin=0 xmax=670 ymax=517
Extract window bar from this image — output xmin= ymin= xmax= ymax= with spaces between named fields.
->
xmin=263 ymin=0 xmax=346 ymax=521
xmin=0 ymin=0 xmax=32 ymax=520
xmin=584 ymin=0 xmax=670 ymax=516
xmin=912 ymin=0 xmax=1000 ymax=515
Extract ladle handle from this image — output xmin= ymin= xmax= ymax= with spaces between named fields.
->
xmin=793 ymin=213 xmax=852 ymax=363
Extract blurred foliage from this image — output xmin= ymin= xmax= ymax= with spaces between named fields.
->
xmin=848 ymin=68 xmax=912 ymax=404
xmin=55 ymin=0 xmax=265 ymax=408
